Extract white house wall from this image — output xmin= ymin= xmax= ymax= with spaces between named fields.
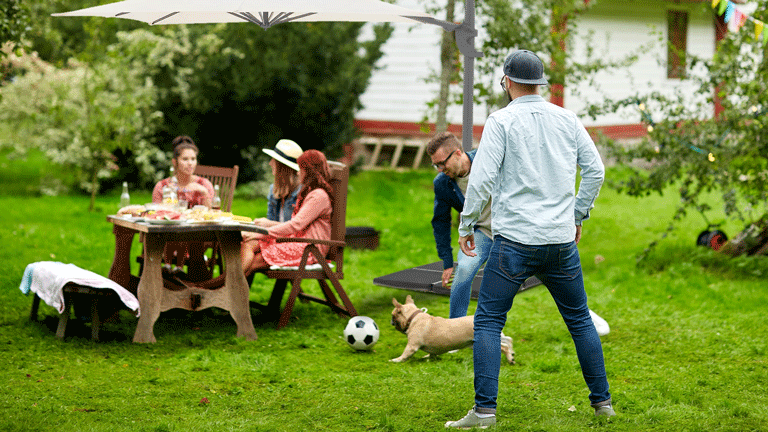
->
xmin=356 ymin=0 xmax=491 ymax=127
xmin=568 ymin=0 xmax=716 ymax=126
xmin=357 ymin=0 xmax=716 ymax=129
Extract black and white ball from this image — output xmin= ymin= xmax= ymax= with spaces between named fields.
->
xmin=343 ymin=316 xmax=379 ymax=351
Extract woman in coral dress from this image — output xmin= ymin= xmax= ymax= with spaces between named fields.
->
xmin=242 ymin=149 xmax=334 ymax=275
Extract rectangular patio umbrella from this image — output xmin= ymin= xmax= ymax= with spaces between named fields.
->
xmin=53 ymin=0 xmax=481 ymax=151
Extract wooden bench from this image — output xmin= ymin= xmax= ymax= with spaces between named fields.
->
xmin=359 ymin=137 xmax=428 ymax=170
xmin=29 ymin=283 xmax=130 ymax=341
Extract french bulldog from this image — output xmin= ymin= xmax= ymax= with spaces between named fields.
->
xmin=390 ymin=295 xmax=514 ymax=364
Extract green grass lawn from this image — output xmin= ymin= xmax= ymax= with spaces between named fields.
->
xmin=1 ymin=151 xmax=766 ymax=431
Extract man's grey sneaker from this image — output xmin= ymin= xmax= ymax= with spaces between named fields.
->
xmin=594 ymin=405 xmax=616 ymax=417
xmin=445 ymin=409 xmax=496 ymax=429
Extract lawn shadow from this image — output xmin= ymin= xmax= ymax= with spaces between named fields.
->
xmin=37 ymin=314 xmax=132 ymax=343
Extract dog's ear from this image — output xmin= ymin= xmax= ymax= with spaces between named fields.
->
xmin=392 ymin=298 xmax=401 ymax=307
xmin=405 ymin=295 xmax=414 ymax=304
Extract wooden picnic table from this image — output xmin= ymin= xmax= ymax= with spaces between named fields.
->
xmin=106 ymin=215 xmax=266 ymax=343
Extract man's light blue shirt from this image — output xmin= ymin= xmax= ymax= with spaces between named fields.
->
xmin=459 ymin=94 xmax=605 ymax=245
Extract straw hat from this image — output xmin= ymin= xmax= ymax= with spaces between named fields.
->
xmin=263 ymin=139 xmax=303 ymax=171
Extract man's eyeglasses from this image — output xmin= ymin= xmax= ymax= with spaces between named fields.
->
xmin=432 ymin=150 xmax=457 ymax=171
xmin=499 ymin=76 xmax=507 ymax=92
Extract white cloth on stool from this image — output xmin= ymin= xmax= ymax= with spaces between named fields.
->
xmin=19 ymin=261 xmax=140 ymax=316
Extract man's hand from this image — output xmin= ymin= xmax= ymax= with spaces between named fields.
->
xmin=575 ymin=225 xmax=582 ymax=245
xmin=459 ymin=234 xmax=476 ymax=257
xmin=441 ymin=267 xmax=454 ymax=288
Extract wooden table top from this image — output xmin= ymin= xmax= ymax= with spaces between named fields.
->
xmin=107 ymin=215 xmax=269 ymax=235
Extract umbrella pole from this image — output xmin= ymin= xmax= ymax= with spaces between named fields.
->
xmin=407 ymin=5 xmax=481 ymax=153
xmin=456 ymin=0 xmax=481 ymax=152
xmin=461 ymin=56 xmax=474 ymax=153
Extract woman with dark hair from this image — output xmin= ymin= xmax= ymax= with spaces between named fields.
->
xmin=151 ymin=136 xmax=214 ymax=208
xmin=242 ymin=149 xmax=334 ymax=275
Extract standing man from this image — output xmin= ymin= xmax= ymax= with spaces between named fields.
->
xmin=445 ymin=50 xmax=613 ymax=429
xmin=428 ymin=132 xmax=493 ymax=318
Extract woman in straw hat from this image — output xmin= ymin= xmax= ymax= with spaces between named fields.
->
xmin=259 ymin=139 xmax=304 ymax=224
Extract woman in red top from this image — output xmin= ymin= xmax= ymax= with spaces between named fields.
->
xmin=242 ymin=149 xmax=334 ymax=275
xmin=152 ymin=136 xmax=214 ymax=208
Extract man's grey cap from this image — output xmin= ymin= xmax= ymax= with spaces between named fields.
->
xmin=503 ymin=50 xmax=549 ymax=85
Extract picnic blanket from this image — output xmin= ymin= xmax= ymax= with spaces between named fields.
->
xmin=19 ymin=261 xmax=140 ymax=316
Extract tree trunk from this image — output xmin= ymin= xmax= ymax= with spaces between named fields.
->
xmin=89 ymin=169 xmax=98 ymax=212
xmin=550 ymin=8 xmax=568 ymax=107
xmin=436 ymin=0 xmax=456 ymax=134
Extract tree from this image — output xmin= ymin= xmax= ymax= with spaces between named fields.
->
xmin=20 ymin=3 xmax=393 ymax=187
xmin=24 ymin=1 xmax=144 ymax=65
xmin=475 ymin=0 xmax=602 ymax=108
xmin=0 ymin=48 xmax=164 ymax=209
xmin=114 ymin=22 xmax=392 ymax=181
xmin=0 ymin=0 xmax=27 ymax=56
xmin=588 ymin=1 xmax=768 ymax=257
xmin=432 ymin=0 xmax=460 ymax=134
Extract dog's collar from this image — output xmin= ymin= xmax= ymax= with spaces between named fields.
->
xmin=397 ymin=309 xmax=423 ymax=334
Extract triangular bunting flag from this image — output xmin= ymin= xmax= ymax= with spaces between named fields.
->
xmin=718 ymin=0 xmax=728 ymax=15
xmin=729 ymin=9 xmax=748 ymax=31
xmin=737 ymin=11 xmax=748 ymax=29
xmin=756 ymin=20 xmax=765 ymax=40
xmin=712 ymin=0 xmax=721 ymax=9
xmin=724 ymin=2 xmax=735 ymax=23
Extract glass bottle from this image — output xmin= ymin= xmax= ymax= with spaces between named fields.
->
xmin=162 ymin=184 xmax=172 ymax=205
xmin=212 ymin=184 xmax=222 ymax=211
xmin=169 ymin=166 xmax=178 ymax=204
xmin=120 ymin=182 xmax=130 ymax=208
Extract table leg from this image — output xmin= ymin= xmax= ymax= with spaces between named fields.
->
xmin=108 ymin=225 xmax=136 ymax=289
xmin=133 ymin=233 xmax=165 ymax=343
xmin=217 ymin=231 xmax=258 ymax=341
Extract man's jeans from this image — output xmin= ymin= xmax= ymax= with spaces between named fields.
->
xmin=450 ymin=229 xmax=492 ymax=318
xmin=473 ymin=236 xmax=611 ymax=412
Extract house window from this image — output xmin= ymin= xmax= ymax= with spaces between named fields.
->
xmin=668 ymin=10 xmax=688 ymax=79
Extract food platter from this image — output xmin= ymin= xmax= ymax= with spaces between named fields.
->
xmin=145 ymin=218 xmax=185 ymax=225
xmin=186 ymin=218 xmax=232 ymax=225
xmin=120 ymin=215 xmax=146 ymax=222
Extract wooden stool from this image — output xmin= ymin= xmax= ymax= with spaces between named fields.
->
xmin=29 ymin=283 xmax=126 ymax=341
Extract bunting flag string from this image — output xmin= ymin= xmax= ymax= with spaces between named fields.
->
xmin=712 ymin=0 xmax=766 ymax=43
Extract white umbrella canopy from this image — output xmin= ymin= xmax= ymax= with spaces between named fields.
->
xmin=52 ymin=0 xmax=436 ymax=29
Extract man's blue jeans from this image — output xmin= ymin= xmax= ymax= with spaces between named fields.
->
xmin=473 ymin=236 xmax=611 ymax=413
xmin=450 ymin=229 xmax=492 ymax=318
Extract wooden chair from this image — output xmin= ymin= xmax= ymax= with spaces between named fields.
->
xmin=250 ymin=161 xmax=358 ymax=329
xmin=194 ymin=164 xmax=239 ymax=212
xmin=138 ymin=164 xmax=239 ymax=281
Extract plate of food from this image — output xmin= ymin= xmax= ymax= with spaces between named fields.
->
xmin=144 ymin=209 xmax=184 ymax=224
xmin=230 ymin=215 xmax=255 ymax=224
xmin=117 ymin=204 xmax=147 ymax=217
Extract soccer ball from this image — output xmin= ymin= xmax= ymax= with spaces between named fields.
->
xmin=343 ymin=316 xmax=379 ymax=351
